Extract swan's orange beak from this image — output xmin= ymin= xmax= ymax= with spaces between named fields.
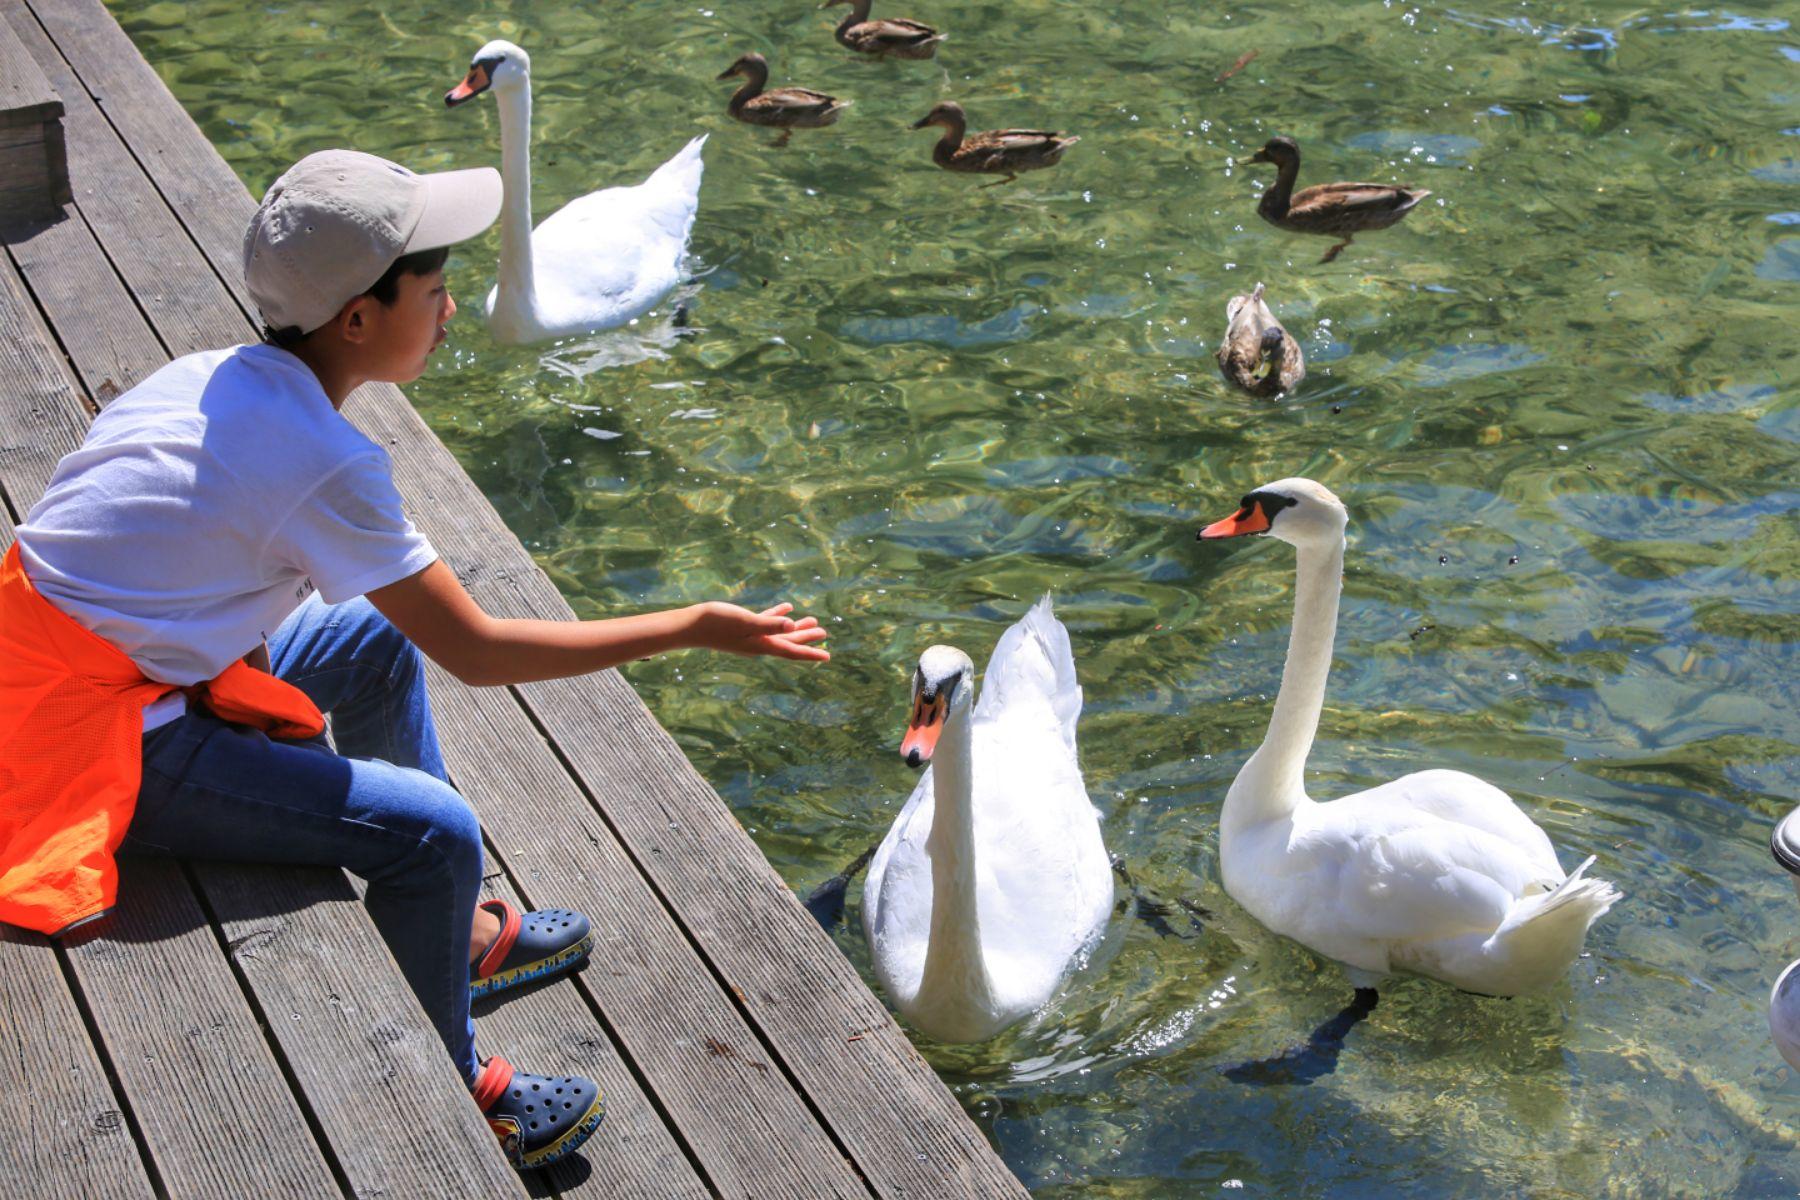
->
xmin=901 ymin=692 xmax=946 ymax=769
xmin=445 ymin=63 xmax=490 ymax=107
xmin=1200 ymin=500 xmax=1272 ymax=539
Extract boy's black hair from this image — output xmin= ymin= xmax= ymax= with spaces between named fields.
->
xmin=261 ymin=244 xmax=451 ymax=348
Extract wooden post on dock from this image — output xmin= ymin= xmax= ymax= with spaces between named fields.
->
xmin=0 ymin=13 xmax=69 ymax=224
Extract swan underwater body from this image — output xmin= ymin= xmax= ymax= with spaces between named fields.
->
xmin=1199 ymin=478 xmax=1621 ymax=998
xmin=447 ymin=41 xmax=705 ymax=345
xmin=862 ymin=596 xmax=1114 ymax=1043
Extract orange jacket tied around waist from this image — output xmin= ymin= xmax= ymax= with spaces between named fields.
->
xmin=0 ymin=544 xmax=324 ymax=936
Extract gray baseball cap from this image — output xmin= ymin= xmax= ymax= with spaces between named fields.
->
xmin=243 ymin=149 xmax=501 ymax=335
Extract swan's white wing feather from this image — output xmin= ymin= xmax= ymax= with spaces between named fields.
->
xmin=506 ymin=136 xmax=705 ymax=335
xmin=974 ymin=593 xmax=1081 ymax=748
xmin=1285 ymin=803 xmax=1562 ymax=947
xmin=1327 ymin=770 xmax=1563 ymax=878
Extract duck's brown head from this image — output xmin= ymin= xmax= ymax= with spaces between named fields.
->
xmin=1249 ymin=136 xmax=1301 ymax=166
xmin=716 ymin=52 xmax=769 ymax=82
xmin=911 ymin=100 xmax=967 ymax=131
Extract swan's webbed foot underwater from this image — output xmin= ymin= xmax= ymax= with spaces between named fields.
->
xmin=1111 ymin=856 xmax=1210 ymax=939
xmin=1221 ymin=987 xmax=1379 ymax=1087
xmin=802 ymin=844 xmax=877 ymax=930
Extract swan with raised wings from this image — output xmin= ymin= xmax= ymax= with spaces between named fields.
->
xmin=863 ymin=596 xmax=1114 ymax=1043
xmin=446 ymin=41 xmax=705 ymax=344
xmin=1199 ymin=479 xmax=1619 ymax=997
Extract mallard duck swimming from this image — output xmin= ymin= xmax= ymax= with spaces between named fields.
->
xmin=911 ymin=101 xmax=1078 ymax=185
xmin=1248 ymin=136 xmax=1430 ymax=263
xmin=1217 ymin=282 xmax=1305 ymax=397
xmin=717 ymin=53 xmax=850 ymax=145
xmin=825 ymin=0 xmax=944 ymax=58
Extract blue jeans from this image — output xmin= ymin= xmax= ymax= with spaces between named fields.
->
xmin=124 ymin=594 xmax=480 ymax=1084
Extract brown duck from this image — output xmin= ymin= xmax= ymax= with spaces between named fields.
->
xmin=717 ymin=53 xmax=850 ymax=145
xmin=1248 ymin=136 xmax=1429 ymax=263
xmin=1216 ymin=282 xmax=1305 ymax=397
xmin=912 ymin=101 xmax=1079 ymax=185
xmin=825 ymin=0 xmax=944 ymax=59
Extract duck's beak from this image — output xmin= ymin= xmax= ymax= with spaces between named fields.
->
xmin=1248 ymin=148 xmax=1271 ymax=164
xmin=1199 ymin=500 xmax=1272 ymax=540
xmin=910 ymin=114 xmax=933 ymax=130
xmin=445 ymin=63 xmax=490 ymax=107
xmin=901 ymin=691 xmax=946 ymax=768
xmin=715 ymin=64 xmax=739 ymax=80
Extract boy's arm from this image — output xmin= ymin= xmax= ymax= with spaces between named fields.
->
xmin=367 ymin=560 xmax=829 ymax=687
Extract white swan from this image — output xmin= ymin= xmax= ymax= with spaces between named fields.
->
xmin=446 ymin=41 xmax=705 ymax=345
xmin=863 ymin=596 xmax=1114 ymax=1043
xmin=1199 ymin=478 xmax=1620 ymax=996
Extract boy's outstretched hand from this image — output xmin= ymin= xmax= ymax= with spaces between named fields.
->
xmin=688 ymin=601 xmax=831 ymax=662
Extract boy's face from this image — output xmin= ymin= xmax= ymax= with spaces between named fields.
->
xmin=348 ymin=267 xmax=457 ymax=383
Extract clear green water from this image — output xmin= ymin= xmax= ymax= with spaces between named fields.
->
xmin=116 ymin=0 xmax=1800 ymax=1193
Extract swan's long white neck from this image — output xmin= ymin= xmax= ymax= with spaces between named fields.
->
xmin=491 ymin=79 xmax=537 ymax=317
xmin=918 ymin=698 xmax=996 ymax=1008
xmin=1223 ymin=535 xmax=1345 ymax=832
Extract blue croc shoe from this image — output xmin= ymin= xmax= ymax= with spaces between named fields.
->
xmin=473 ymin=1056 xmax=604 ymax=1171
xmin=471 ymin=899 xmax=594 ymax=1001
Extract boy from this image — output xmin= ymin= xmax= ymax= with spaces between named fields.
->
xmin=0 ymin=149 xmax=828 ymax=1171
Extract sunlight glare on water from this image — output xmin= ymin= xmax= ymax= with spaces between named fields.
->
xmin=115 ymin=0 xmax=1800 ymax=1192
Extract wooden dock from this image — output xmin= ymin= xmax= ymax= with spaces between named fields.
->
xmin=0 ymin=1 xmax=1029 ymax=1196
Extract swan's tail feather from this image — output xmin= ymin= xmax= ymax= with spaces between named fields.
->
xmin=1488 ymin=855 xmax=1620 ymax=987
xmin=643 ymin=134 xmax=707 ymax=250
xmin=649 ymin=134 xmax=708 ymax=191
xmin=975 ymin=593 xmax=1082 ymax=742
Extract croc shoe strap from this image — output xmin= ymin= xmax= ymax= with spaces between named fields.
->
xmin=475 ymin=899 xmax=523 ymax=981
xmin=472 ymin=1055 xmax=515 ymax=1112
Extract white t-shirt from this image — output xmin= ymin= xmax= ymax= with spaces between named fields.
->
xmin=16 ymin=344 xmax=437 ymax=725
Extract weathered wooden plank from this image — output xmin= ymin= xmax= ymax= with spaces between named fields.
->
xmin=0 ymin=925 xmax=156 ymax=1200
xmin=471 ymin=855 xmax=712 ymax=1200
xmin=65 ymin=859 xmax=344 ymax=1199
xmin=0 ymin=220 xmax=518 ymax=1194
xmin=3 ymin=0 xmax=245 ymax=359
xmin=427 ymin=662 xmax=866 ymax=1197
xmin=196 ymin=863 xmax=527 ymax=1199
xmin=2 ymin=209 xmax=168 ymax=399
xmin=0 ymin=9 xmax=59 ymax=122
xmin=0 ymin=240 xmax=94 ymax=492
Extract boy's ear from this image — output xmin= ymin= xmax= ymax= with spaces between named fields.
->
xmin=322 ymin=294 xmax=376 ymax=345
